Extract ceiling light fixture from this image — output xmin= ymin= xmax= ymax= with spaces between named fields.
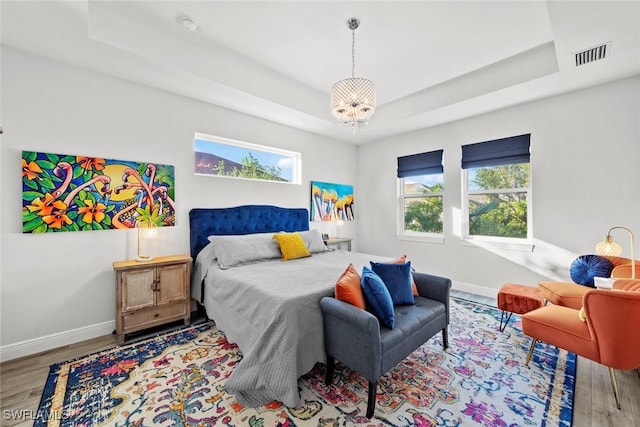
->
xmin=330 ymin=17 xmax=376 ymax=133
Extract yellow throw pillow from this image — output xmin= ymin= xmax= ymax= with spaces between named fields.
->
xmin=578 ymin=306 xmax=587 ymax=322
xmin=273 ymin=232 xmax=311 ymax=261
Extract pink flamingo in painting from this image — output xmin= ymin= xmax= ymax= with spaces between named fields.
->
xmin=144 ymin=164 xmax=156 ymax=187
xmin=51 ymin=162 xmax=73 ymax=199
xmin=142 ymin=164 xmax=175 ymax=212
xmin=113 ymin=164 xmax=174 ymax=217
xmin=122 ymin=167 xmax=154 ymax=207
xmin=151 ymin=186 xmax=175 ymax=214
xmin=31 ymin=175 xmax=111 ymax=227
xmin=62 ymin=175 xmax=111 ymax=207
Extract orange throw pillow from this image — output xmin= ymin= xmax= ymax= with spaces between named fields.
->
xmin=335 ymin=264 xmax=366 ymax=309
xmin=392 ymin=255 xmax=419 ymax=296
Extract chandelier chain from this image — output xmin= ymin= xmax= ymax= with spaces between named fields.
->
xmin=351 ymin=28 xmax=356 ymax=78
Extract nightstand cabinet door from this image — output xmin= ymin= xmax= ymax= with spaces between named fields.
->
xmin=156 ymin=263 xmax=189 ymax=305
xmin=120 ymin=267 xmax=156 ymax=312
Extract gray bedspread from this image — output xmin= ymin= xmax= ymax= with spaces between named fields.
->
xmin=198 ymin=250 xmax=391 ymax=408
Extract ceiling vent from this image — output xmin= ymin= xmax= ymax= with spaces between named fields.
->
xmin=574 ymin=42 xmax=611 ymax=66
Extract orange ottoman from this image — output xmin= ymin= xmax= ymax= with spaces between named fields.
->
xmin=497 ymin=283 xmax=544 ymax=332
xmin=537 ymin=281 xmax=588 ymax=310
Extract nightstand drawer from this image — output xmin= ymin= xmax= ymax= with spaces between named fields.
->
xmin=121 ymin=301 xmax=188 ymax=330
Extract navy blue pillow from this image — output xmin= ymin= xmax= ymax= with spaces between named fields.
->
xmin=570 ymin=254 xmax=614 ymax=287
xmin=370 ymin=261 xmax=416 ymax=305
xmin=361 ymin=267 xmax=395 ymax=329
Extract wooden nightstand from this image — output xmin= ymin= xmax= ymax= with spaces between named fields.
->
xmin=113 ymin=254 xmax=192 ymax=344
xmin=325 ymin=237 xmax=352 ymax=251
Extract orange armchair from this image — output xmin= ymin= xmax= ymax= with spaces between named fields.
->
xmin=522 ymin=279 xmax=640 ymax=409
xmin=538 ymin=256 xmax=639 ymax=310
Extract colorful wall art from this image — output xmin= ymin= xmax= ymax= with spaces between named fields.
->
xmin=310 ymin=181 xmax=354 ymax=222
xmin=22 ymin=151 xmax=175 ymax=233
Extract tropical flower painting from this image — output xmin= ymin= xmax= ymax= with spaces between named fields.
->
xmin=310 ymin=181 xmax=354 ymax=222
xmin=22 ymin=150 xmax=175 ymax=233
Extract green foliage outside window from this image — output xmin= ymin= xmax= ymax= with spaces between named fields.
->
xmin=212 ymin=153 xmax=284 ymax=181
xmin=468 ymin=164 xmax=529 ymax=238
xmin=403 ymin=183 xmax=443 ymax=234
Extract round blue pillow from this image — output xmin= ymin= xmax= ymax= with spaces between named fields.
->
xmin=570 ymin=254 xmax=614 ymax=287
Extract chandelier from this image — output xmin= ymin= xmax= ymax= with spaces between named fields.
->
xmin=330 ymin=18 xmax=376 ymax=132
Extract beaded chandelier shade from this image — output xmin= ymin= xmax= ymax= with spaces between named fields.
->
xmin=330 ymin=18 xmax=376 ymax=132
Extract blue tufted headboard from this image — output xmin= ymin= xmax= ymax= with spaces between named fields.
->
xmin=189 ymin=205 xmax=310 ymax=258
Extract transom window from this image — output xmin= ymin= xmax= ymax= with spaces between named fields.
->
xmin=461 ymin=134 xmax=531 ymax=241
xmin=194 ymin=133 xmax=301 ymax=184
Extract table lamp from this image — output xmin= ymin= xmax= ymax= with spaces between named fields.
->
xmin=595 ymin=226 xmax=635 ymax=279
xmin=136 ymin=220 xmax=157 ymax=262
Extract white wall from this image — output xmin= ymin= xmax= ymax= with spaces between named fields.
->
xmin=0 ymin=47 xmax=357 ymax=360
xmin=2 ymin=44 xmax=638 ymax=361
xmin=356 ymin=76 xmax=640 ymax=297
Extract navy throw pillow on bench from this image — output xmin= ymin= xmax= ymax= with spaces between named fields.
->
xmin=361 ymin=266 xmax=395 ymax=329
xmin=370 ymin=261 xmax=416 ymax=305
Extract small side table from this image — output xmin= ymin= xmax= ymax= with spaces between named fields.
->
xmin=325 ymin=237 xmax=352 ymax=251
xmin=113 ymin=254 xmax=192 ymax=344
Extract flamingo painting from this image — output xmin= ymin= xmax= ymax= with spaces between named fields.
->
xmin=22 ymin=150 xmax=175 ymax=233
xmin=310 ymin=181 xmax=354 ymax=222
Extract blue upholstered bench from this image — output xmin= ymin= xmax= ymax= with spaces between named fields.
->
xmin=320 ymin=272 xmax=451 ymax=418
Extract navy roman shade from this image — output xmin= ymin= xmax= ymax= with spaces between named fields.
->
xmin=461 ymin=134 xmax=530 ymax=169
xmin=397 ymin=149 xmax=444 ymax=178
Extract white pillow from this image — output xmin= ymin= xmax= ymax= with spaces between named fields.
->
xmin=208 ymin=233 xmax=282 ymax=269
xmin=299 ymin=229 xmax=329 ymax=253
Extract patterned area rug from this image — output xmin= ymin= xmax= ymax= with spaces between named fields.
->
xmin=37 ymin=298 xmax=575 ymax=426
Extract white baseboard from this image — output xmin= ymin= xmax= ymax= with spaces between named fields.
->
xmin=0 ymin=320 xmax=115 ymax=362
xmin=452 ymin=280 xmax=499 ymax=300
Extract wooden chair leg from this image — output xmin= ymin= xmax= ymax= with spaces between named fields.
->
xmin=325 ymin=356 xmax=335 ymax=385
xmin=608 ymin=367 xmax=621 ymax=410
xmin=525 ymin=338 xmax=537 ymax=367
xmin=442 ymin=327 xmax=449 ymax=349
xmin=366 ymin=380 xmax=377 ymax=418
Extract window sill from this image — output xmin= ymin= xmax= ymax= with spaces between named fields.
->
xmin=397 ymin=234 xmax=445 ymax=244
xmin=461 ymin=238 xmax=535 ymax=252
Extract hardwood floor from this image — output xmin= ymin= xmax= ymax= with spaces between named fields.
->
xmin=0 ymin=335 xmax=115 ymax=427
xmin=1 ymin=293 xmax=638 ymax=426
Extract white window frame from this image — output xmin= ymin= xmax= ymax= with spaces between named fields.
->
xmin=461 ymin=164 xmax=533 ymax=251
xmin=194 ymin=132 xmax=302 ymax=185
xmin=397 ymin=175 xmax=445 ymax=244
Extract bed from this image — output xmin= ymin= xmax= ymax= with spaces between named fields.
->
xmin=189 ymin=205 xmax=392 ymax=408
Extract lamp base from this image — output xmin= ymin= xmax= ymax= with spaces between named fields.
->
xmin=136 ymin=255 xmax=154 ymax=263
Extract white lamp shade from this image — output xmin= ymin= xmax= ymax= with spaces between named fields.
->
xmin=136 ymin=221 xmax=157 ymax=262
